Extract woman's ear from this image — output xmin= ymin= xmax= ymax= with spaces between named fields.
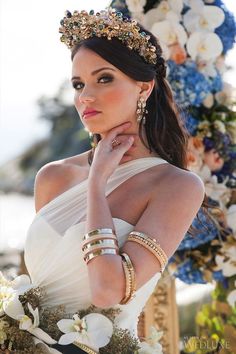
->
xmin=137 ymin=79 xmax=155 ymax=100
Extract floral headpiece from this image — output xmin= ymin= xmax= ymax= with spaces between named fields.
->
xmin=59 ymin=8 xmax=157 ymax=65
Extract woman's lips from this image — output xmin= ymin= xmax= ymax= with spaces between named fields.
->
xmin=83 ymin=111 xmax=101 ymax=119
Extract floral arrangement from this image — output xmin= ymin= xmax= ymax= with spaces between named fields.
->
xmin=0 ymin=272 xmax=163 ymax=354
xmin=110 ymin=0 xmax=236 ymax=350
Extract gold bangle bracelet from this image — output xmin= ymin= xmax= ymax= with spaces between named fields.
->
xmin=82 ymin=235 xmax=118 ymax=249
xmin=84 ymin=228 xmax=116 ymax=240
xmin=128 ymin=231 xmax=168 ymax=263
xmin=83 ymin=244 xmax=119 ymax=257
xmin=128 ymin=237 xmax=166 ymax=272
xmin=129 ymin=231 xmax=168 ymax=262
xmin=82 ymin=238 xmax=118 ymax=252
xmin=127 ymin=234 xmax=168 ymax=273
xmin=119 ymin=253 xmax=136 ymax=304
xmin=119 ymin=258 xmax=132 ymax=304
xmin=121 ymin=253 xmax=136 ymax=295
xmin=84 ymin=248 xmax=119 ymax=264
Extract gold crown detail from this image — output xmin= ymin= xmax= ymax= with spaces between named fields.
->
xmin=59 ymin=8 xmax=157 ymax=65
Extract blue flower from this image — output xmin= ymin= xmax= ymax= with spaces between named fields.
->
xmin=167 ymin=60 xmax=212 ymax=108
xmin=177 ymin=208 xmax=219 ymax=251
xmin=207 ymin=71 xmax=223 ymax=93
xmin=182 ymin=112 xmax=199 ymax=135
xmin=212 ymin=270 xmax=225 ymax=282
xmin=172 ymin=259 xmax=206 ymax=284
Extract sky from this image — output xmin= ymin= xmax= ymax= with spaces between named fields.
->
xmin=0 ymin=0 xmax=236 ymax=165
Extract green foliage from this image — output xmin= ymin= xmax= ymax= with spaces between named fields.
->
xmin=187 ymin=280 xmax=236 ymax=354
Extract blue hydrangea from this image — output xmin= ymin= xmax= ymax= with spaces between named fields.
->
xmin=177 ymin=208 xmax=219 ymax=251
xmin=207 ymin=70 xmax=223 ymax=93
xmin=206 ymin=0 xmax=236 ymax=54
xmin=167 ymin=60 xmax=212 ymax=108
xmin=212 ymin=270 xmax=225 ymax=282
xmin=172 ymin=259 xmax=206 ymax=284
xmin=182 ymin=112 xmax=199 ymax=135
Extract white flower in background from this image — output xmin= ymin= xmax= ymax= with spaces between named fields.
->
xmin=215 ymin=82 xmax=235 ymax=106
xmin=151 ymin=20 xmax=187 ymax=47
xmin=213 ymin=120 xmax=226 ymax=134
xmin=0 ymin=272 xmax=32 ymax=316
xmin=226 ymin=205 xmax=236 ymax=233
xmin=203 ymin=93 xmax=214 ymax=108
xmin=187 ymin=32 xmax=223 ymax=61
xmin=138 ymin=327 xmax=163 ymax=354
xmin=0 ymin=286 xmax=15 ymax=316
xmin=215 ymin=246 xmax=236 ymax=277
xmin=227 ymin=282 xmax=236 ymax=307
xmin=57 ymin=313 xmax=113 ymax=352
xmin=183 ymin=1 xmax=225 ymax=33
xmin=197 ymin=60 xmax=218 ymax=77
xmin=143 ymin=0 xmax=183 ymax=29
xmin=126 ymin=0 xmax=146 ymax=22
xmin=4 ymin=300 xmax=56 ymax=345
xmin=126 ymin=0 xmax=146 ymax=13
xmin=194 ymin=162 xmax=231 ymax=208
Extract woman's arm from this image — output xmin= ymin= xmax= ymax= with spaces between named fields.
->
xmin=86 ymin=168 xmax=205 ymax=308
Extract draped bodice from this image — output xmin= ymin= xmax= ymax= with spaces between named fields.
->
xmin=24 ymin=157 xmax=168 ymax=337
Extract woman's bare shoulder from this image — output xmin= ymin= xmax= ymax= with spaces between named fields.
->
xmin=34 ymin=150 xmax=91 ymax=212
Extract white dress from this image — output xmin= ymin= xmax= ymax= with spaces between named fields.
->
xmin=24 ymin=157 xmax=168 ymax=341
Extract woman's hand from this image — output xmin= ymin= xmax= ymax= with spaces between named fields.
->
xmin=88 ymin=121 xmax=134 ymax=185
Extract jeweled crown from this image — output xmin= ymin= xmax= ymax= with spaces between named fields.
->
xmin=59 ymin=8 xmax=157 ymax=65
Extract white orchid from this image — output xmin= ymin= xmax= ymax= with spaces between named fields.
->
xmin=57 ymin=313 xmax=113 ymax=352
xmin=144 ymin=0 xmax=183 ymax=30
xmin=4 ymin=299 xmax=56 ymax=345
xmin=126 ymin=0 xmax=146 ymax=13
xmin=187 ymin=32 xmax=223 ymax=61
xmin=138 ymin=327 xmax=163 ymax=353
xmin=0 ymin=272 xmax=32 ymax=316
xmin=215 ymin=245 xmax=236 ymax=277
xmin=215 ymin=82 xmax=235 ymax=106
xmin=183 ymin=1 xmax=225 ymax=33
xmin=151 ymin=20 xmax=187 ymax=47
xmin=197 ymin=59 xmax=218 ymax=77
xmin=126 ymin=0 xmax=146 ymax=22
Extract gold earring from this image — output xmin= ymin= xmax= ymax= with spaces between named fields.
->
xmin=136 ymin=97 xmax=148 ymax=125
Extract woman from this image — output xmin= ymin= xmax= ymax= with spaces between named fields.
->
xmin=24 ymin=9 xmax=205 ymax=354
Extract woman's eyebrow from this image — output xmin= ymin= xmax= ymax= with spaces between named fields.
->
xmin=71 ymin=67 xmax=115 ymax=81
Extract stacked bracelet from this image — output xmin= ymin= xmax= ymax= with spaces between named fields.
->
xmin=119 ymin=252 xmax=136 ymax=305
xmin=127 ymin=231 xmax=168 ymax=273
xmin=82 ymin=228 xmax=119 ymax=264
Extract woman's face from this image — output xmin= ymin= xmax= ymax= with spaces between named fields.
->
xmin=72 ymin=47 xmax=142 ymax=136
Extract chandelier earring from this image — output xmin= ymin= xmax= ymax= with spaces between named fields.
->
xmin=136 ymin=97 xmax=148 ymax=125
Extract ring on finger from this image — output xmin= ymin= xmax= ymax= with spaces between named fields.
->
xmin=111 ymin=139 xmax=121 ymax=147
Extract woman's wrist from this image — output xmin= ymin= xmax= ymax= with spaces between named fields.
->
xmin=88 ymin=175 xmax=107 ymax=192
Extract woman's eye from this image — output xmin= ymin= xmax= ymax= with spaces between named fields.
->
xmin=72 ymin=82 xmax=84 ymax=90
xmin=98 ymin=75 xmax=113 ymax=83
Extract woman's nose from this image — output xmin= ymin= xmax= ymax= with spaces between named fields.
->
xmin=78 ymin=87 xmax=95 ymax=103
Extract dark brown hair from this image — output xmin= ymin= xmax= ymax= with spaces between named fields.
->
xmin=71 ymin=25 xmax=211 ymax=227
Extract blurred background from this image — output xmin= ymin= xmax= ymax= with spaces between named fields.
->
xmin=0 ymin=0 xmax=236 ymax=350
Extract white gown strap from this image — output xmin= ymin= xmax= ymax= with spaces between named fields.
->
xmin=35 ymin=157 xmax=168 ymax=235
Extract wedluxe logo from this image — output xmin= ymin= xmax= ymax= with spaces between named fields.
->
xmin=182 ymin=336 xmax=231 ymax=351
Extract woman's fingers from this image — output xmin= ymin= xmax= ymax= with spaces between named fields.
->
xmin=106 ymin=121 xmax=132 ymax=142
